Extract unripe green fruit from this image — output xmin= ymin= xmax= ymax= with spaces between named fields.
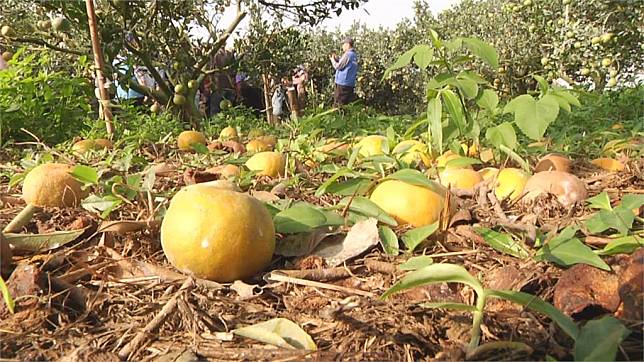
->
xmin=51 ymin=17 xmax=71 ymax=32
xmin=1 ymin=25 xmax=14 ymax=37
xmin=609 ymin=69 xmax=618 ymax=77
xmin=523 ymin=0 xmax=532 ymax=6
xmin=529 ymin=25 xmax=537 ymax=32
xmin=600 ymin=33 xmax=613 ymax=43
xmin=566 ymin=31 xmax=574 ymax=38
xmin=601 ymin=58 xmax=612 ymax=67
xmin=174 ymin=84 xmax=186 ymax=94
xmin=574 ymin=42 xmax=582 ymax=49
xmin=150 ymin=103 xmax=160 ymax=113
xmin=541 ymin=57 xmax=549 ymax=66
xmin=580 ymin=68 xmax=590 ymax=76
xmin=187 ymin=80 xmax=197 ymax=89
xmin=591 ymin=36 xmax=601 ymax=44
xmin=563 ymin=0 xmax=571 ymax=4
xmin=173 ymin=94 xmax=186 ymax=105
xmin=607 ymin=78 xmax=617 ymax=87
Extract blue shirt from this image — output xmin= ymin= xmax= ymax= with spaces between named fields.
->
xmin=333 ymin=49 xmax=358 ymax=87
xmin=114 ymin=61 xmax=144 ymax=100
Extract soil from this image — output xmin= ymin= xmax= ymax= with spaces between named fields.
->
xmin=0 ymin=149 xmax=642 ymax=361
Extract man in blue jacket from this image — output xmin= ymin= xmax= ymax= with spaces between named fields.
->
xmin=330 ymin=37 xmax=359 ymax=107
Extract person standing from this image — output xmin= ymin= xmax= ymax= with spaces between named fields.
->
xmin=330 ymin=37 xmax=359 ymax=107
xmin=292 ymin=64 xmax=309 ymax=109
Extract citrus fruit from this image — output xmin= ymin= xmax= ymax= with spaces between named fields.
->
xmin=177 ymin=131 xmax=207 ymax=151
xmin=370 ymin=180 xmax=446 ymax=227
xmin=245 ymin=151 xmax=285 ymax=177
xmin=494 ymin=168 xmax=530 ymax=201
xmin=23 ymin=163 xmax=86 ymax=208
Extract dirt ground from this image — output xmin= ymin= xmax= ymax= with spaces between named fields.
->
xmin=1 ymin=151 xmax=642 ymax=361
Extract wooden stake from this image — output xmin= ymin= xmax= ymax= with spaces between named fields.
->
xmin=85 ymin=0 xmax=114 ymax=137
xmin=261 ymin=73 xmax=274 ymax=124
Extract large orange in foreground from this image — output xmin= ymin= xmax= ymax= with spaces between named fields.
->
xmin=160 ymin=183 xmax=275 ymax=282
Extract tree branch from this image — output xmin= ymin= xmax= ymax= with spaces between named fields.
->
xmin=10 ymin=37 xmax=88 ymax=56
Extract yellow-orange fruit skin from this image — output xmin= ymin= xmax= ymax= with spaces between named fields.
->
xmin=160 ymin=184 xmax=275 ymax=282
xmin=245 ymin=152 xmax=286 ymax=177
xmin=479 ymin=148 xmax=495 ymax=163
xmin=435 ymin=151 xmax=473 ymax=170
xmin=439 ymin=168 xmax=483 ymax=191
xmin=246 ymin=139 xmax=270 ymax=154
xmin=535 ymin=154 xmax=572 ymax=173
xmin=317 ymin=139 xmax=350 ymax=156
xmin=22 ymin=163 xmax=86 ymax=207
xmin=219 ymin=164 xmax=241 ymax=178
xmin=177 ymin=131 xmax=207 ymax=151
xmin=591 ymin=158 xmax=625 ymax=172
xmin=94 ymin=138 xmax=113 ymax=149
xmin=219 ymin=126 xmax=239 ymax=141
xmin=393 ymin=140 xmax=432 ymax=166
xmin=370 ymin=180 xmax=445 ymax=227
xmin=523 ymin=171 xmax=587 ymax=207
xmin=356 ymin=135 xmax=388 ymax=157
xmin=256 ymin=135 xmax=277 ymax=149
xmin=478 ymin=167 xmax=499 ymax=181
xmin=494 ymin=168 xmax=530 ymax=201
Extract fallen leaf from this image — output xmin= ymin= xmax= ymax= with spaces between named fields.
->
xmin=4 ymin=227 xmax=89 ymax=253
xmin=275 ymin=228 xmax=339 ymax=257
xmin=554 ymin=263 xmax=620 ymax=319
xmin=616 ymin=248 xmax=643 ymax=320
xmin=312 ymin=218 xmax=379 ymax=267
xmin=150 ymin=162 xmax=177 ymax=177
xmin=230 ymin=280 xmax=260 ymax=300
xmin=183 ymin=169 xmax=218 ymax=185
xmin=232 ymin=318 xmax=317 ymax=350
xmin=98 ymin=220 xmax=161 ymax=234
xmin=251 ymin=190 xmax=281 ymax=202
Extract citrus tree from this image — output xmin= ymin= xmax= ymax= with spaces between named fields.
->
xmin=0 ymin=0 xmax=368 ymax=127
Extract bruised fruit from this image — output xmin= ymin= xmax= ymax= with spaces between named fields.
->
xmin=245 ymin=152 xmax=285 ymax=177
xmin=246 ymin=139 xmax=270 ymax=154
xmin=494 ymin=168 xmax=530 ymax=201
xmin=219 ymin=126 xmax=239 ymax=141
xmin=160 ymin=183 xmax=275 ymax=282
xmin=355 ymin=135 xmax=387 ymax=157
xmin=370 ymin=180 xmax=446 ymax=227
xmin=535 ymin=153 xmax=572 ymax=173
xmin=591 ymin=158 xmax=625 ymax=172
xmin=177 ymin=131 xmax=207 ymax=151
xmin=23 ymin=163 xmax=86 ymax=208
xmin=523 ymin=171 xmax=587 ymax=207
xmin=439 ymin=168 xmax=483 ymax=191
xmin=392 ymin=140 xmax=431 ymax=166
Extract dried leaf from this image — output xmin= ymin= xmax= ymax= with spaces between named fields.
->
xmin=275 ymin=228 xmax=339 ymax=257
xmin=313 ymin=218 xmax=380 ymax=267
xmin=251 ymin=190 xmax=280 ymax=202
xmin=98 ymin=220 xmax=160 ymax=234
xmin=232 ymin=318 xmax=317 ymax=350
xmin=230 ymin=280 xmax=260 ymax=300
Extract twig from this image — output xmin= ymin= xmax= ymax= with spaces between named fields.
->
xmin=264 ymin=271 xmax=374 ymax=298
xmin=488 ymin=191 xmax=508 ymax=222
xmin=364 ymin=259 xmax=398 ymax=274
xmin=118 ymin=277 xmax=194 ymax=360
xmin=277 ymin=267 xmax=356 ymax=282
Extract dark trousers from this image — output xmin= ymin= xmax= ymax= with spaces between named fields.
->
xmin=334 ymin=84 xmax=355 ymax=107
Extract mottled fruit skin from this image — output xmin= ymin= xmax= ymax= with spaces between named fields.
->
xmin=356 ymin=135 xmax=388 ymax=157
xmin=245 ymin=152 xmax=285 ymax=177
xmin=523 ymin=171 xmax=587 ymax=207
xmin=219 ymin=164 xmax=241 ymax=178
xmin=161 ymin=184 xmax=275 ymax=282
xmin=219 ymin=126 xmax=239 ymax=141
xmin=246 ymin=139 xmax=270 ymax=154
xmin=535 ymin=154 xmax=571 ymax=173
xmin=393 ymin=140 xmax=431 ymax=166
xmin=177 ymin=131 xmax=207 ymax=151
xmin=370 ymin=180 xmax=445 ymax=227
xmin=22 ymin=163 xmax=85 ymax=207
xmin=439 ymin=168 xmax=483 ymax=191
xmin=256 ymin=135 xmax=277 ymax=148
xmin=72 ymin=138 xmax=112 ymax=154
xmin=494 ymin=168 xmax=530 ymax=201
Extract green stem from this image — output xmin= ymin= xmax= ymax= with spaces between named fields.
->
xmin=3 ymin=204 xmax=39 ymax=233
xmin=468 ymin=291 xmax=488 ymax=351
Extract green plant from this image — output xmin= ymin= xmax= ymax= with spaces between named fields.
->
xmin=381 ymin=263 xmax=631 ymax=360
xmin=0 ymin=48 xmax=93 ymax=145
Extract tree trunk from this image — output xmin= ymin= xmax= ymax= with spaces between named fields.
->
xmin=261 ymin=73 xmax=274 ymax=124
xmin=85 ymin=0 xmax=114 ymax=137
xmin=287 ymin=87 xmax=300 ymax=121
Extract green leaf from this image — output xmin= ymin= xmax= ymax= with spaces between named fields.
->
xmin=586 ymin=192 xmax=612 ymax=210
xmin=401 ymin=222 xmax=439 ymax=252
xmin=504 ymin=94 xmax=560 ymax=140
xmin=585 ymin=207 xmax=635 ymax=236
xmin=191 ymin=143 xmax=208 ymax=154
xmin=486 ymin=290 xmax=579 ymax=340
xmin=399 ymin=255 xmax=433 ymax=270
xmin=597 ymin=236 xmax=643 ymax=256
xmin=455 ymin=73 xmax=479 ymax=99
xmin=620 ymin=194 xmax=644 ymax=210
xmin=339 ymin=196 xmax=398 ymax=226
xmin=232 ymin=318 xmax=317 ymax=350
xmin=485 ymin=122 xmax=517 ymax=150
xmin=71 ymin=165 xmax=98 ymax=185
xmin=552 ymin=89 xmax=581 ymax=107
xmin=534 ymin=226 xmax=610 ymax=270
xmin=499 ymin=145 xmax=531 ymax=173
xmin=378 ymin=226 xmax=399 ymax=255
xmin=384 ymin=48 xmax=416 ymax=78
xmin=574 ymin=316 xmax=630 ymax=361
xmin=477 ymin=89 xmax=499 ymax=110
xmin=413 ymin=44 xmax=434 ymax=70
xmin=82 ymin=194 xmax=122 ymax=215
xmin=0 ymin=276 xmax=14 ymax=314
xmin=461 ymin=38 xmax=499 ymax=68
xmin=476 ymin=227 xmax=529 ymax=258
xmin=533 ymin=74 xmax=549 ymax=95
xmin=273 ymin=204 xmax=328 ymax=234
xmin=382 ymin=263 xmax=484 ymax=299
xmin=4 ymin=228 xmax=88 ymax=252
xmin=386 ymin=169 xmax=445 ymax=194
xmin=442 ymin=89 xmax=465 ymax=131
xmin=427 ymin=96 xmax=443 ymax=155
xmin=419 ymin=301 xmax=477 ymax=311
xmin=346 ymin=143 xmax=361 ymax=169
xmin=315 ymin=167 xmax=351 ymax=197
xmin=326 ymin=177 xmax=370 ymax=196
xmin=444 ymin=157 xmax=482 ymax=169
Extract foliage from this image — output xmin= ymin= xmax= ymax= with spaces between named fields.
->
xmin=0 ymin=49 xmax=93 ymax=145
